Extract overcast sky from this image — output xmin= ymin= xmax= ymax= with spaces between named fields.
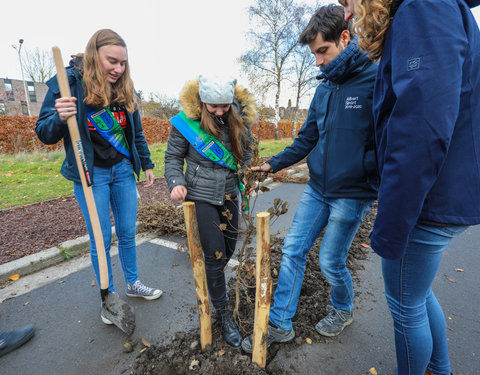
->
xmin=1 ymin=1 xmax=479 ymax=108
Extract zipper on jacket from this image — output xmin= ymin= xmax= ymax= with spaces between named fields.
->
xmin=190 ymin=164 xmax=200 ymax=187
xmin=323 ymin=85 xmax=337 ymax=194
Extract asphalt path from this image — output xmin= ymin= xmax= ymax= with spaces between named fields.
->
xmin=0 ymin=182 xmax=478 ymax=374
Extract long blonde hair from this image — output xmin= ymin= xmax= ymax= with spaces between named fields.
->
xmin=354 ymin=0 xmax=393 ymax=61
xmin=200 ymin=103 xmax=249 ymax=162
xmin=83 ymin=29 xmax=137 ymax=112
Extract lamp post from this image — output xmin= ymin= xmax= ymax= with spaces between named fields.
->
xmin=12 ymin=39 xmax=31 ymax=116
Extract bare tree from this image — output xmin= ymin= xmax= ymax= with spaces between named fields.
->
xmin=239 ymin=0 xmax=306 ymax=139
xmin=288 ymin=45 xmax=318 ymax=138
xmin=285 ymin=2 xmax=321 ymax=138
xmin=23 ymin=48 xmax=55 ymax=83
xmin=142 ymin=93 xmax=180 ymax=119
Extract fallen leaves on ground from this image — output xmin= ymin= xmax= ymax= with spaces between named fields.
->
xmin=189 ymin=359 xmax=199 ymax=370
xmin=445 ymin=275 xmax=457 ymax=283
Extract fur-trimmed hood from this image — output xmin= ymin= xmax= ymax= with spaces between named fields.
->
xmin=179 ymin=79 xmax=257 ymax=127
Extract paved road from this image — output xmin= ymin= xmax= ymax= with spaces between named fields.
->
xmin=0 ymin=182 xmax=479 ymax=374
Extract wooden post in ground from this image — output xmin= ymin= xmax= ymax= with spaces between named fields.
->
xmin=252 ymin=212 xmax=272 ymax=368
xmin=182 ymin=202 xmax=212 ymax=351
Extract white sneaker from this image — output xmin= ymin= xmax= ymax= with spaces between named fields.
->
xmin=100 ymin=310 xmax=113 ymax=325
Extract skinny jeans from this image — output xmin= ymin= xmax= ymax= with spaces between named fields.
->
xmin=269 ymin=184 xmax=373 ymax=330
xmin=382 ymin=223 xmax=467 ymax=375
xmin=74 ymin=158 xmax=139 ymax=292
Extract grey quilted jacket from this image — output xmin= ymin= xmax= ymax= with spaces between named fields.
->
xmin=164 ymin=79 xmax=257 ymax=206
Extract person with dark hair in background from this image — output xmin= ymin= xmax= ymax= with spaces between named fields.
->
xmin=339 ymin=1 xmax=480 ymax=374
xmin=242 ymin=4 xmax=378 ymax=352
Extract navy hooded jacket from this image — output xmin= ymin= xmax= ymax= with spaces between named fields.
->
xmin=35 ymin=65 xmax=154 ymax=184
xmin=269 ymin=41 xmax=378 ymax=199
xmin=371 ymin=0 xmax=480 ymax=259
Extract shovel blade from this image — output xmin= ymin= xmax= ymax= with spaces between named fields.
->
xmin=102 ymin=292 xmax=135 ymax=335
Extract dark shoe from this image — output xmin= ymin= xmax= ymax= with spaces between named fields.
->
xmin=0 ymin=325 xmax=35 ymax=357
xmin=424 ymin=370 xmax=453 ymax=375
xmin=241 ymin=323 xmax=295 ymax=353
xmin=219 ymin=311 xmax=242 ymax=348
xmin=315 ymin=305 xmax=353 ymax=337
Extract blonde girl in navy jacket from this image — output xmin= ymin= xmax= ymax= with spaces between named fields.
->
xmin=36 ymin=29 xmax=162 ymax=326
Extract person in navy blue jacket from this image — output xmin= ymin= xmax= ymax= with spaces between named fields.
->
xmin=341 ymin=0 xmax=480 ymax=374
xmin=36 ymin=29 xmax=162 ymax=326
xmin=242 ymin=4 xmax=378 ymax=352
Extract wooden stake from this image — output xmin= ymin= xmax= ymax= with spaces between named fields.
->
xmin=252 ymin=212 xmax=272 ymax=368
xmin=182 ymin=202 xmax=212 ymax=351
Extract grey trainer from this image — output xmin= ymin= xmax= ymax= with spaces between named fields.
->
xmin=315 ymin=306 xmax=353 ymax=337
xmin=241 ymin=324 xmax=295 ymax=353
xmin=126 ymin=280 xmax=163 ymax=300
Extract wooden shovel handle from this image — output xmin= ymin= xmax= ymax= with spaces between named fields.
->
xmin=52 ymin=46 xmax=109 ymax=291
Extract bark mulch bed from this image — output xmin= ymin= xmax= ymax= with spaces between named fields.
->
xmin=0 ymin=178 xmax=171 ymax=265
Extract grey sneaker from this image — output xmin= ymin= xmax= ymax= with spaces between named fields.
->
xmin=315 ymin=306 xmax=353 ymax=337
xmin=241 ymin=324 xmax=295 ymax=353
xmin=126 ymin=280 xmax=163 ymax=300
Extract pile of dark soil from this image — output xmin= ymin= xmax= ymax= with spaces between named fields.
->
xmin=133 ymin=207 xmax=376 ymax=375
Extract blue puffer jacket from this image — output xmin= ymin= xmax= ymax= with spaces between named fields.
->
xmin=371 ymin=0 xmax=480 ymax=259
xmin=269 ymin=41 xmax=378 ymax=199
xmin=35 ymin=64 xmax=154 ymax=184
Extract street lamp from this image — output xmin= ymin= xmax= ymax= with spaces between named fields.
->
xmin=12 ymin=39 xmax=31 ymax=116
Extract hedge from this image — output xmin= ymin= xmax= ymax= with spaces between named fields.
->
xmin=0 ymin=115 xmax=301 ymax=154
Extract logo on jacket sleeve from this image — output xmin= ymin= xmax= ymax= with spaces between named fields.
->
xmin=345 ymin=96 xmax=362 ymax=110
xmin=407 ymin=58 xmax=421 ymax=71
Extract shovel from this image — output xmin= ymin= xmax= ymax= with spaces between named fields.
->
xmin=52 ymin=46 xmax=135 ymax=335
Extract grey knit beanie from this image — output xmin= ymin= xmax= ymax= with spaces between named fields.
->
xmin=198 ymin=75 xmax=237 ymax=104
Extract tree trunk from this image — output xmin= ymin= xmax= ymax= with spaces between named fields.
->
xmin=292 ymin=88 xmax=301 ymax=139
xmin=274 ymin=81 xmax=281 ymax=140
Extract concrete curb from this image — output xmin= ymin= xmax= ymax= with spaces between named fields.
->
xmin=0 ymin=165 xmax=309 ymax=283
xmin=0 ymin=223 xmax=141 ymax=283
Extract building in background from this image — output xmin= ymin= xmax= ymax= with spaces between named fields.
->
xmin=0 ymin=78 xmax=48 ymax=116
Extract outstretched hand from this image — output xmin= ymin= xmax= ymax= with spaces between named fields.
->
xmin=250 ymin=163 xmax=272 ymax=173
xmin=170 ymin=185 xmax=188 ymax=201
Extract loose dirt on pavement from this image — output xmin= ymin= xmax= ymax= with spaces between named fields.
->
xmin=132 ymin=204 xmax=376 ymax=375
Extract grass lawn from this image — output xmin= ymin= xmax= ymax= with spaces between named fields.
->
xmin=0 ymin=138 xmax=293 ymax=209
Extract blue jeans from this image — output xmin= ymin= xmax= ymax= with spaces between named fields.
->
xmin=269 ymin=184 xmax=374 ymax=330
xmin=74 ymin=158 xmax=139 ymax=292
xmin=382 ymin=223 xmax=467 ymax=375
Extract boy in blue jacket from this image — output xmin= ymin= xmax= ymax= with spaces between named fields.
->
xmin=242 ymin=4 xmax=378 ymax=352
